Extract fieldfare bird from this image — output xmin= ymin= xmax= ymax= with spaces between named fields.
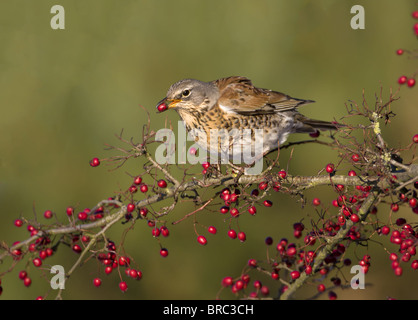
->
xmin=156 ymin=76 xmax=337 ymax=164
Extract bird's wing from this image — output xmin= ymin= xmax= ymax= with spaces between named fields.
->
xmin=212 ymin=76 xmax=314 ymax=115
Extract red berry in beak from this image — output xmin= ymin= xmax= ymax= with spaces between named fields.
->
xmin=157 ymin=102 xmax=168 ymax=112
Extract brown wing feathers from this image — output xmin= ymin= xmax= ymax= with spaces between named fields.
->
xmin=213 ymin=76 xmax=314 ymax=115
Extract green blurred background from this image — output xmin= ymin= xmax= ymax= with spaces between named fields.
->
xmin=0 ymin=0 xmax=417 ymax=300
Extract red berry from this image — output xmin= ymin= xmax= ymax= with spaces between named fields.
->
xmin=127 ymin=203 xmax=136 ymax=213
xmin=258 ymin=181 xmax=268 ymax=190
xmin=381 ymin=226 xmax=390 ymax=235
xmin=265 ymin=236 xmax=273 ymax=245
xmin=139 ymin=207 xmax=148 ymax=217
xmin=407 ymin=78 xmax=416 ymax=88
xmin=93 ymin=278 xmax=102 ymax=287
xmin=222 ymin=276 xmax=233 ymax=287
xmin=152 ymin=227 xmax=160 ymax=237
xmin=89 ymin=157 xmax=100 ymax=167
xmin=251 ymin=189 xmax=259 ymax=197
xmin=309 ymin=130 xmax=320 ymax=138
xmin=23 ymin=277 xmax=32 ymax=287
xmin=238 ymin=232 xmax=246 ymax=242
xmin=293 ymin=223 xmax=304 ymax=231
xmin=220 ymin=206 xmax=229 ymax=214
xmin=157 ymin=102 xmax=168 ymax=112
xmin=248 ymin=259 xmax=257 ymax=267
xmin=230 ymin=207 xmax=239 ymax=217
xmin=260 ymin=285 xmax=270 ymax=296
xmin=118 ymin=256 xmax=130 ymax=266
xmin=413 ymin=134 xmax=418 ymax=144
xmin=140 ymin=184 xmax=148 ymax=193
xmin=43 ymin=210 xmax=53 ymax=219
xmin=228 ymin=229 xmax=237 ymax=239
xmin=413 ymin=11 xmax=418 ymax=19
xmin=66 ymin=207 xmax=74 ymax=216
xmin=159 ymin=248 xmax=169 ymax=257
xmin=290 ymin=271 xmax=300 ymax=280
xmin=305 ymin=265 xmax=313 ymax=275
xmin=325 ymin=163 xmax=335 ymax=173
xmin=263 ymin=200 xmax=273 ymax=207
xmin=391 ymin=203 xmax=399 ymax=212
xmin=197 ymin=235 xmax=207 ymax=245
xmin=208 ymin=226 xmax=217 ymax=234
xmin=160 ymin=226 xmax=170 ymax=237
xmin=409 ymin=198 xmax=417 ymax=208
xmin=271 ymin=271 xmax=279 ymax=280
xmin=230 ymin=193 xmax=238 ymax=202
xmin=220 ymin=188 xmax=231 ymax=197
xmin=351 ymin=154 xmax=360 ymax=162
xmin=287 ymin=246 xmax=297 ymax=256
xmin=19 ymin=270 xmax=28 ymax=280
xmin=133 ymin=176 xmax=142 ymax=185
xmin=312 ymin=198 xmax=321 ymax=206
xmin=253 ymin=280 xmax=262 ymax=289
xmin=317 ymin=284 xmax=326 ymax=292
xmin=136 ymin=270 xmax=143 ymax=280
xmin=350 ymin=213 xmax=360 ymax=223
xmin=328 ymin=291 xmax=337 ymax=300
xmin=157 ymin=179 xmax=167 ymax=188
xmin=398 ymin=75 xmax=407 ymax=85
xmin=248 ymin=206 xmax=257 ymax=215
xmin=396 ymin=49 xmax=404 ymax=55
xmin=189 ymin=147 xmax=197 ymax=155
xmin=78 ymin=211 xmax=88 ymax=220
xmin=119 ymin=281 xmax=128 ymax=292
xmin=202 ymin=162 xmax=210 ymax=169
xmin=39 ymin=250 xmax=48 ymax=260
xmin=278 ymin=170 xmax=287 ymax=179
xmin=127 ymin=269 xmax=137 ymax=279
xmin=411 ymin=260 xmax=418 ymax=270
xmin=394 ymin=266 xmax=403 ymax=276
xmin=72 ymin=244 xmax=82 ymax=253
xmin=389 ymin=253 xmax=398 ymax=261
xmin=348 ymin=170 xmax=357 ymax=177
xmin=14 ymin=219 xmax=23 ymax=227
xmin=33 ymin=258 xmax=42 ymax=267
xmin=104 ymin=266 xmax=113 ymax=274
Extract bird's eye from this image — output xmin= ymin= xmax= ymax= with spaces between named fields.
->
xmin=182 ymin=89 xmax=191 ymax=97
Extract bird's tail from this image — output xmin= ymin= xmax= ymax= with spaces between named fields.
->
xmin=295 ymin=116 xmax=344 ymax=134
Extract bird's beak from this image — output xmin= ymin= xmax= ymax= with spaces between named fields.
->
xmin=166 ymin=98 xmax=181 ymax=109
xmin=156 ymin=97 xmax=181 ymax=112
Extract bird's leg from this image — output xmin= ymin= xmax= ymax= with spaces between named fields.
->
xmin=215 ymin=161 xmax=222 ymax=175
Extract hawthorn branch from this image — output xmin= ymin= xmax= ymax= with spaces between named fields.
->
xmin=279 ymin=190 xmax=379 ymax=300
xmin=2 ymin=164 xmax=417 ymax=263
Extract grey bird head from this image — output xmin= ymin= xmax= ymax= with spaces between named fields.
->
xmin=157 ymin=79 xmax=220 ymax=112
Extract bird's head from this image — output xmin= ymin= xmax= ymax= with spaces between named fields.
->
xmin=156 ymin=79 xmax=219 ymax=113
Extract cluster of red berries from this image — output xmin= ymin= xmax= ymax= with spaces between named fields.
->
xmin=219 ymin=233 xmax=350 ymax=300
xmin=179 ymin=169 xmax=287 ymax=253
xmin=395 ymin=11 xmax=418 ymax=88
xmin=380 ymin=223 xmax=418 ymax=276
xmin=397 ymin=74 xmax=416 ymax=88
xmin=8 ymin=221 xmax=54 ymax=296
xmin=412 ymin=10 xmax=418 ymax=35
xmin=221 ymin=274 xmax=270 ymax=298
xmin=219 ymin=148 xmax=417 ymax=300
xmin=96 ymin=241 xmax=142 ymax=292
